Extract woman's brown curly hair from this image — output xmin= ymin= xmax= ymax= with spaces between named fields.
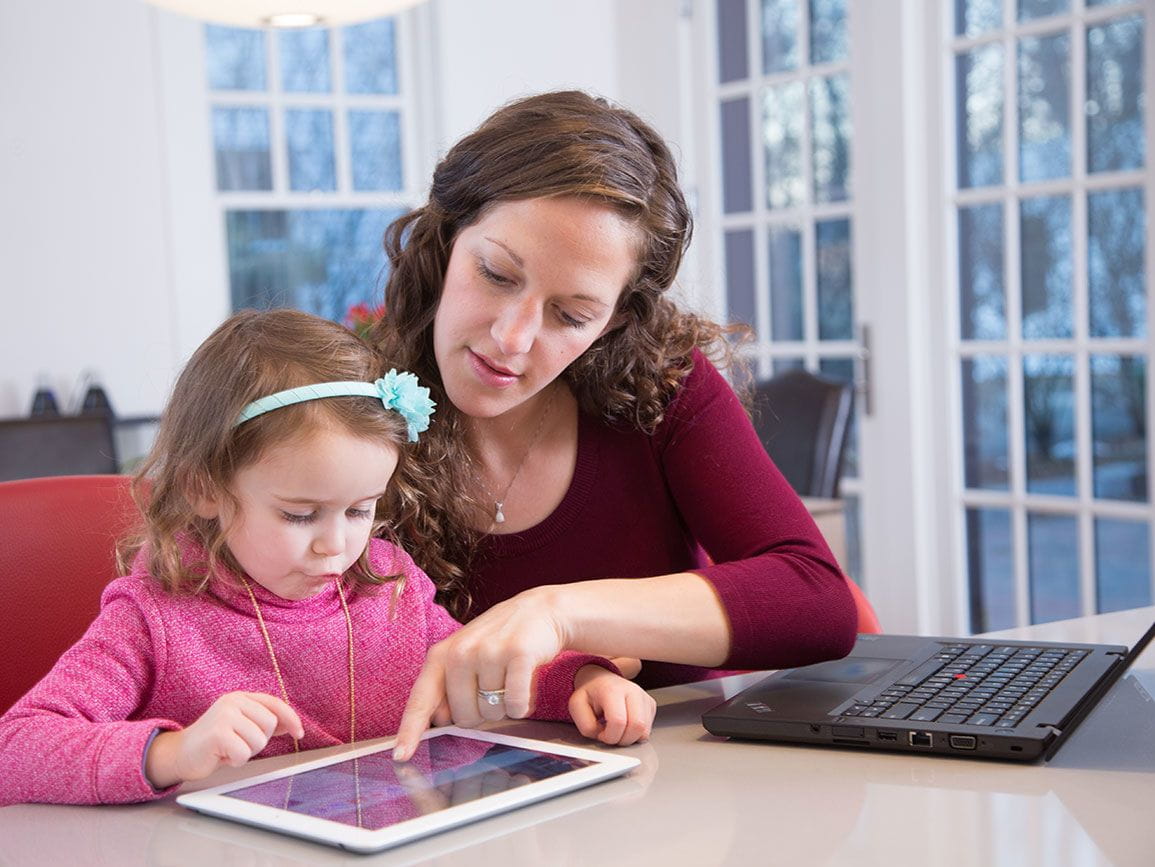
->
xmin=374 ymin=90 xmax=745 ymax=618
xmin=118 ymin=309 xmax=417 ymax=597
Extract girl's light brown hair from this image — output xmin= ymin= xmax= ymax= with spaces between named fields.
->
xmin=118 ymin=308 xmax=415 ymax=594
xmin=374 ymin=90 xmax=746 ymax=617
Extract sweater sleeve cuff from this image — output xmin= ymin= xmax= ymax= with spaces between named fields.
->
xmin=95 ymin=719 xmax=183 ymax=803
xmin=531 ymin=652 xmax=621 ymax=721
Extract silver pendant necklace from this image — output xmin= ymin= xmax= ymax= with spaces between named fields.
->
xmin=483 ymin=386 xmax=558 ymax=525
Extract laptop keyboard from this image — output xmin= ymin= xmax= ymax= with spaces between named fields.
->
xmin=838 ymin=643 xmax=1089 ymax=728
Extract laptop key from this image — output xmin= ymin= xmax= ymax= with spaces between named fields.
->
xmin=881 ymin=704 xmax=920 ymax=719
xmin=896 ymin=659 xmax=948 ymax=687
xmin=940 ymin=713 xmax=969 ymax=724
xmin=910 ymin=707 xmax=942 ymax=722
xmin=967 ymin=713 xmax=999 ymax=726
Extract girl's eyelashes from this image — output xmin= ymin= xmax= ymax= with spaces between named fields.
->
xmin=280 ymin=510 xmax=316 ymax=524
xmin=278 ymin=504 xmax=377 ymax=524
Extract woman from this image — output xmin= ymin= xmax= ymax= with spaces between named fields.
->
xmin=378 ymin=91 xmax=857 ymax=758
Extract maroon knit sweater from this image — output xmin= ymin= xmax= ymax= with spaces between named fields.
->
xmin=466 ymin=352 xmax=858 ymax=689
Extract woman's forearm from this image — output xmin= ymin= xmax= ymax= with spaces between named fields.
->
xmin=540 ymin=572 xmax=732 ymax=667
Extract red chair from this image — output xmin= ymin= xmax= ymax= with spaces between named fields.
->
xmin=847 ymin=578 xmax=882 ymax=634
xmin=0 ymin=475 xmax=138 ymax=714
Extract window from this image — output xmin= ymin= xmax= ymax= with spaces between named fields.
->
xmin=951 ymin=0 xmax=1150 ymax=630
xmin=205 ymin=18 xmax=420 ymax=322
xmin=712 ymin=0 xmax=864 ymax=583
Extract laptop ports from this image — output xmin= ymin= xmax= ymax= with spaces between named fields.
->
xmin=949 ymin=735 xmax=977 ymax=750
xmin=877 ymin=730 xmax=898 ymax=742
xmin=908 ymin=731 xmax=933 ymax=748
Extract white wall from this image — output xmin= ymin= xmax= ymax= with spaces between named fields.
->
xmin=0 ymin=0 xmax=178 ymax=418
xmin=0 ymin=0 xmax=697 ymax=421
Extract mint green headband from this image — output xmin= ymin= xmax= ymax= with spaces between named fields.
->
xmin=234 ymin=369 xmax=436 ymax=442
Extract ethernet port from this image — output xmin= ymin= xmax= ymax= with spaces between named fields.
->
xmin=908 ymin=731 xmax=933 ymax=748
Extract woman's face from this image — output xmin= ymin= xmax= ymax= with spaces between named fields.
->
xmin=433 ymin=196 xmax=639 ymax=420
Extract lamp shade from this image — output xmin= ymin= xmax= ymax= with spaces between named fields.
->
xmin=142 ymin=0 xmax=425 ymax=27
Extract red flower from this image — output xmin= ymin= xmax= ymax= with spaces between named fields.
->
xmin=345 ymin=303 xmax=385 ymax=340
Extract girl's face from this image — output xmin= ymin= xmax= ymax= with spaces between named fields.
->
xmin=432 ymin=196 xmax=639 ymax=420
xmin=210 ymin=425 xmax=400 ymax=600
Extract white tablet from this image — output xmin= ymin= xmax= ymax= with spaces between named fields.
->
xmin=176 ymin=727 xmax=640 ymax=854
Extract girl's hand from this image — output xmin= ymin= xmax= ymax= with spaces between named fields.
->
xmin=568 ymin=665 xmax=656 ymax=746
xmin=144 ymin=692 xmax=303 ymax=789
xmin=393 ymin=588 xmax=568 ymax=761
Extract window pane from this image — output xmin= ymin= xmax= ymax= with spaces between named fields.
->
xmin=343 ymin=19 xmax=398 ymax=94
xmin=762 ymin=83 xmax=805 ymax=209
xmin=773 ymin=357 xmax=805 ymax=375
xmin=1018 ymin=0 xmax=1068 ymax=22
xmin=1028 ymin=513 xmax=1080 ymax=624
xmin=956 ymin=44 xmax=1004 ymax=188
xmin=718 ymin=0 xmax=750 ymax=83
xmin=1095 ymin=518 xmax=1152 ymax=613
xmin=1088 ymin=187 xmax=1146 ymax=338
xmin=769 ymin=227 xmax=804 ymax=340
xmin=724 ymin=229 xmax=757 ymax=333
xmin=721 ymin=97 xmax=754 ymax=214
xmin=954 ymin=0 xmax=1001 ymax=38
xmin=1023 ymin=354 xmax=1075 ymax=496
xmin=966 ymin=508 xmax=1015 ymax=633
xmin=285 ymin=109 xmax=335 ymax=192
xmin=279 ymin=28 xmax=331 ymax=93
xmin=226 ymin=208 xmax=404 ymax=321
xmin=1018 ymin=32 xmax=1071 ymax=182
xmin=809 ymin=0 xmax=847 ymax=65
xmin=205 ymin=25 xmax=266 ymax=91
xmin=819 ymin=357 xmax=856 ymax=476
xmin=212 ymin=107 xmax=272 ymax=191
xmin=761 ymin=0 xmax=799 ymax=74
xmin=349 ymin=110 xmax=402 ymax=191
xmin=1087 ymin=16 xmax=1145 ymax=174
xmin=961 ymin=357 xmax=1009 ymax=491
xmin=1020 ymin=195 xmax=1072 ymax=339
xmin=816 ymin=218 xmax=853 ymax=340
xmin=811 ymin=74 xmax=852 ymax=204
xmin=959 ymin=203 xmax=1006 ymax=340
xmin=1091 ymin=355 xmax=1148 ymax=503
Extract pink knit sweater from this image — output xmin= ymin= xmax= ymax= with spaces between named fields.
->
xmin=0 ymin=539 xmax=611 ymax=806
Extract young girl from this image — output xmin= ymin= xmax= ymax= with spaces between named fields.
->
xmin=0 ymin=309 xmax=654 ymax=807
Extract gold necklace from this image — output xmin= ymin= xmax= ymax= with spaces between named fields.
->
xmin=240 ymin=575 xmax=357 ymax=752
xmin=479 ymin=385 xmax=558 ymax=525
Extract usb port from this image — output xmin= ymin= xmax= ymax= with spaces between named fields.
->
xmin=949 ymin=735 xmax=977 ymax=751
xmin=877 ymin=730 xmax=898 ymax=742
xmin=908 ymin=731 xmax=933 ymax=748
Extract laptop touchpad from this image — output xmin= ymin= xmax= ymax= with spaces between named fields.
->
xmin=782 ymin=657 xmax=902 ymax=685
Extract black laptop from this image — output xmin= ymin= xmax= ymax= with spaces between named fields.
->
xmin=702 ymin=618 xmax=1155 ymax=761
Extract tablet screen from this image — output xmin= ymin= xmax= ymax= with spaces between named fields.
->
xmin=222 ymin=734 xmax=594 ymax=830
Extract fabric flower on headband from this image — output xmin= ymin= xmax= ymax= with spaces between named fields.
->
xmin=376 ymin=369 xmax=436 ymax=442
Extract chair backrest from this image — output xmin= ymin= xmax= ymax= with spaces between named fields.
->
xmin=847 ymin=578 xmax=882 ymax=634
xmin=0 ymin=475 xmax=138 ymax=713
xmin=751 ymin=369 xmax=853 ymax=499
xmin=0 ymin=415 xmax=118 ymax=482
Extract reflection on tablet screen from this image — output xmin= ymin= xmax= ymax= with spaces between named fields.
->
xmin=223 ymin=734 xmax=594 ymax=830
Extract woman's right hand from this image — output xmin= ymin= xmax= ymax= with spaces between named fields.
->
xmin=393 ymin=587 xmax=569 ymax=761
xmin=144 ymin=692 xmax=303 ymax=789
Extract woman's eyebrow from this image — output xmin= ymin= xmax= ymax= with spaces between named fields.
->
xmin=484 ymin=236 xmax=524 ymax=266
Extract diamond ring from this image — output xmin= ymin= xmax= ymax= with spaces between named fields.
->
xmin=477 ymin=688 xmax=506 ymax=706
